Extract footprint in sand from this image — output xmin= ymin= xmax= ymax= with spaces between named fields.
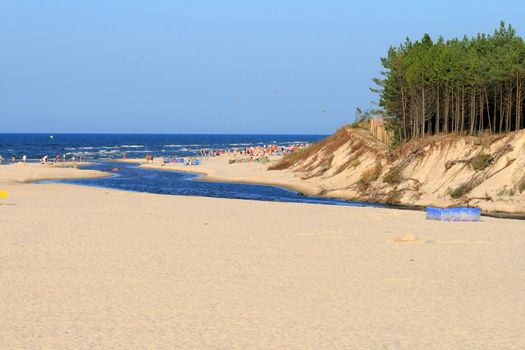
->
xmin=390 ymin=234 xmax=491 ymax=245
xmin=390 ymin=234 xmax=423 ymax=244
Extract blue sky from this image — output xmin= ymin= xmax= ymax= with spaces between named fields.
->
xmin=1 ymin=0 xmax=524 ymax=134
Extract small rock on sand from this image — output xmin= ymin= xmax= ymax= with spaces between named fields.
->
xmin=391 ymin=234 xmax=420 ymax=243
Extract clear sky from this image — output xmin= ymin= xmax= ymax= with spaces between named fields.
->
xmin=1 ymin=0 xmax=524 ymax=134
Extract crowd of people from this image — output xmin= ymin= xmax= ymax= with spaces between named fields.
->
xmin=43 ymin=154 xmax=85 ymax=165
xmin=196 ymin=144 xmax=305 ymax=161
xmin=1 ymin=143 xmax=308 ymax=167
xmin=0 ymin=154 xmax=28 ymax=164
xmin=0 ymin=153 xmax=85 ymax=165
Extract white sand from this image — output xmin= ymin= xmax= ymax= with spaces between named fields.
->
xmin=0 ymin=162 xmax=108 ymax=184
xmin=0 ymin=163 xmax=524 ymax=349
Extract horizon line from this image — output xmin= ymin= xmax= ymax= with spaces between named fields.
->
xmin=0 ymin=132 xmax=330 ymax=136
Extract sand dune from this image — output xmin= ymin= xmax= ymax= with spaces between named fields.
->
xmin=268 ymin=127 xmax=525 ymax=213
xmin=0 ymin=162 xmax=524 ymax=348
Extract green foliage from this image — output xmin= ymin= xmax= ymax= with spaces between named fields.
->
xmin=450 ymin=184 xmax=470 ymax=199
xmin=518 ymin=175 xmax=525 ymax=193
xmin=497 ymin=187 xmax=517 ymax=196
xmin=350 ymin=121 xmax=368 ymax=129
xmin=374 ymin=22 xmax=525 ymax=141
xmin=469 ymin=153 xmax=493 ymax=171
xmin=358 ymin=164 xmax=382 ymax=189
xmin=383 ymin=166 xmax=403 ymax=184
xmin=384 ymin=189 xmax=402 ymax=203
xmin=353 ymin=107 xmax=383 ymax=128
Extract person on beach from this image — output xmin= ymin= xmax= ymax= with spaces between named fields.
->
xmin=12 ymin=155 xmax=16 ymax=163
xmin=0 ymin=155 xmax=3 ymax=164
xmin=22 ymin=155 xmax=27 ymax=162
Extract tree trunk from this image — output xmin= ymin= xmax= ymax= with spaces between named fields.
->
xmin=401 ymin=87 xmax=407 ymax=141
xmin=444 ymin=90 xmax=449 ymax=133
xmin=460 ymin=87 xmax=465 ymax=135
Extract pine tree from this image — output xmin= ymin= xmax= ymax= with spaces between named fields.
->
xmin=373 ymin=22 xmax=525 ymax=142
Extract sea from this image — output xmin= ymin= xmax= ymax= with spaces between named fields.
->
xmin=0 ymin=133 xmax=384 ymax=208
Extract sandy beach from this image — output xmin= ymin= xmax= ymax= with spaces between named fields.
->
xmin=0 ymin=163 xmax=524 ymax=349
xmin=0 ymin=162 xmax=108 ymax=184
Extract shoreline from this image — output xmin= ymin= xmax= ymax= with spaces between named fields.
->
xmin=3 ymin=158 xmax=523 ymax=219
xmin=123 ymin=157 xmax=327 ymax=196
xmin=127 ymin=157 xmax=525 ymax=220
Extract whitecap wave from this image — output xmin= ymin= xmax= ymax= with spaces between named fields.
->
xmin=65 ymin=151 xmax=97 ymax=156
xmin=98 ymin=149 xmax=120 ymax=154
xmin=229 ymin=143 xmax=250 ymax=146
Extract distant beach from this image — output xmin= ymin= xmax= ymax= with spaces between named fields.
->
xmin=0 ymin=133 xmax=325 ymax=162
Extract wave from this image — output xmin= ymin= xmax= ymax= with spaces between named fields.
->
xmin=65 ymin=151 xmax=97 ymax=156
xmin=121 ymin=145 xmax=144 ymax=148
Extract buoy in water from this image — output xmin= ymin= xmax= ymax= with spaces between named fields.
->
xmin=112 ymin=168 xmax=119 ymax=172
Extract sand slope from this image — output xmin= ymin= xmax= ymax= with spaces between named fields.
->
xmin=270 ymin=127 xmax=525 ymax=213
xmin=1 ymin=179 xmax=524 ymax=349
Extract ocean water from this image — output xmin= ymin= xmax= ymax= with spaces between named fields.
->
xmin=0 ymin=133 xmax=323 ymax=161
xmin=2 ymin=134 xmax=385 ymax=208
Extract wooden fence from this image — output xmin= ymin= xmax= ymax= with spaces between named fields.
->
xmin=368 ymin=118 xmax=394 ymax=147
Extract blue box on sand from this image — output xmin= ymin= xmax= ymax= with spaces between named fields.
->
xmin=426 ymin=207 xmax=481 ymax=221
